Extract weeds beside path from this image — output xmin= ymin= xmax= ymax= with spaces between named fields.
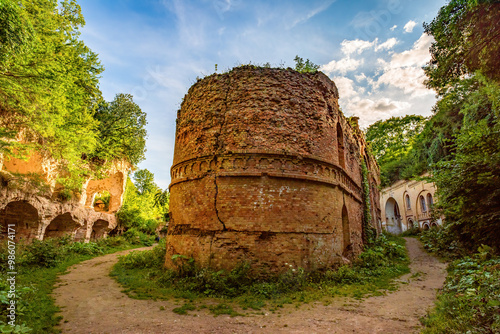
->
xmin=53 ymin=237 xmax=446 ymax=334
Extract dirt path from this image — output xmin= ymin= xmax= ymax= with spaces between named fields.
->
xmin=53 ymin=238 xmax=447 ymax=333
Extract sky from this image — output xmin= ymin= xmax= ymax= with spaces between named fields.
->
xmin=80 ymin=0 xmax=447 ymax=189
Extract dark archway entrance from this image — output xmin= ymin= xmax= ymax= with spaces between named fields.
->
xmin=342 ymin=205 xmax=350 ymax=255
xmin=385 ymin=197 xmax=402 ymax=234
xmin=0 ymin=201 xmax=39 ymax=241
xmin=91 ymin=220 xmax=109 ymax=241
xmin=44 ymin=213 xmax=80 ymax=239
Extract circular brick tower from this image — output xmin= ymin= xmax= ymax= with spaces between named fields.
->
xmin=167 ymin=66 xmax=379 ymax=272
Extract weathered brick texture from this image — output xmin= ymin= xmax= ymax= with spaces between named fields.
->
xmin=167 ymin=66 xmax=380 ymax=272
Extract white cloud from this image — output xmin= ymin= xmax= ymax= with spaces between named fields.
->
xmin=390 ymin=25 xmax=397 ymax=31
xmin=403 ymin=20 xmax=417 ymax=33
xmin=341 ymin=39 xmax=375 ymax=55
xmin=377 ymin=67 xmax=431 ymax=97
xmin=372 ymin=33 xmax=434 ymax=97
xmin=385 ymin=33 xmax=433 ymax=68
xmin=355 ymin=73 xmax=366 ymax=82
xmin=374 ymin=37 xmax=398 ymax=52
xmin=321 ymin=57 xmax=362 ymax=75
xmin=332 ymin=76 xmax=358 ymax=98
xmin=345 ymin=97 xmax=412 ymax=128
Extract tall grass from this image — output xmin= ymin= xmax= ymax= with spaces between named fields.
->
xmin=112 ymin=234 xmax=410 ymax=316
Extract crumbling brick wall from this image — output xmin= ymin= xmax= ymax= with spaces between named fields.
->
xmin=166 ymin=66 xmax=380 ymax=272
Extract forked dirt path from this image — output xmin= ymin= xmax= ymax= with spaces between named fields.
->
xmin=53 ymin=238 xmax=447 ymax=333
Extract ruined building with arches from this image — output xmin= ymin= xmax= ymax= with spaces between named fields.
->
xmin=0 ymin=151 xmax=130 ymax=242
xmin=380 ymin=174 xmax=442 ymax=234
xmin=166 ymin=66 xmax=381 ymax=272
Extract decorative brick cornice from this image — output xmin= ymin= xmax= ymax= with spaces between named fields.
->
xmin=170 ymin=151 xmax=362 ymax=201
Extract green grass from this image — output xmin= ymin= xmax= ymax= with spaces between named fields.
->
xmin=111 ymin=234 xmax=410 ymax=317
xmin=0 ymin=236 xmax=150 ymax=333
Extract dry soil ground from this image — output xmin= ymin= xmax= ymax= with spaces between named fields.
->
xmin=53 ymin=237 xmax=446 ymax=334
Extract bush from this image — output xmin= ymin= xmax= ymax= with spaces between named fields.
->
xmin=123 ymin=227 xmax=155 ymax=246
xmin=119 ymin=239 xmax=165 ymax=269
xmin=114 ymin=233 xmax=410 ymax=303
xmin=423 ymin=253 xmax=500 ymax=333
xmin=419 ymin=226 xmax=468 ymax=260
xmin=20 ymin=238 xmax=65 ymax=268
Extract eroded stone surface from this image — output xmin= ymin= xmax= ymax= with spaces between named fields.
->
xmin=167 ymin=67 xmax=381 ymax=272
xmin=0 ymin=156 xmax=129 ymax=242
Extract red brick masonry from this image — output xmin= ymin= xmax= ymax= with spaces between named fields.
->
xmin=167 ymin=66 xmax=380 ymax=272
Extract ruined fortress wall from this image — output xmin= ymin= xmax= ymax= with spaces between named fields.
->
xmin=0 ymin=155 xmax=129 ymax=242
xmin=167 ymin=66 xmax=379 ymax=272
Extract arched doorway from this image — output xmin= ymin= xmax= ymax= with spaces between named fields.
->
xmin=337 ymin=123 xmax=345 ymax=169
xmin=385 ymin=197 xmax=402 ymax=234
xmin=0 ymin=201 xmax=39 ymax=241
xmin=427 ymin=193 xmax=434 ymax=210
xmin=342 ymin=205 xmax=350 ymax=255
xmin=407 ymin=218 xmax=415 ymax=230
xmin=44 ymin=213 xmax=80 ymax=239
xmin=91 ymin=220 xmax=109 ymax=240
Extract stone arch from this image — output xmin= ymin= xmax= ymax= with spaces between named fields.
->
xmin=342 ymin=205 xmax=350 ymax=255
xmin=407 ymin=218 xmax=415 ymax=230
xmin=405 ymin=193 xmax=412 ymax=210
xmin=91 ymin=219 xmax=110 ymax=241
xmin=84 ymin=172 xmax=125 ymax=213
xmin=430 ymin=222 xmax=438 ymax=228
xmin=337 ymin=122 xmax=345 ymax=169
xmin=385 ymin=197 xmax=402 ymax=234
xmin=422 ymin=222 xmax=430 ymax=230
xmin=419 ymin=195 xmax=427 ymax=213
xmin=427 ymin=193 xmax=434 ymax=210
xmin=44 ymin=213 xmax=80 ymax=239
xmin=0 ymin=201 xmax=40 ymax=241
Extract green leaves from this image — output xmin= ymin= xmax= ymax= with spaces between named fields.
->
xmin=432 ymin=74 xmax=500 ymax=251
xmin=423 ymin=0 xmax=500 ymax=95
xmin=366 ymin=115 xmax=427 ymax=186
xmin=93 ymin=94 xmax=147 ymax=165
xmin=293 ymin=55 xmax=319 ymax=73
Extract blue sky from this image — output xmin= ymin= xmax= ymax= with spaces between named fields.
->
xmin=80 ymin=0 xmax=447 ymax=189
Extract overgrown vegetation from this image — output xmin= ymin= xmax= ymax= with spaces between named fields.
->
xmin=115 ymin=169 xmax=169 ymax=237
xmin=293 ymin=55 xmax=320 ymax=73
xmin=419 ymin=228 xmax=500 ymax=333
xmin=0 ymin=236 xmax=149 ymax=333
xmin=367 ymin=0 xmax=499 ymax=253
xmin=0 ymin=0 xmax=148 ymax=195
xmin=366 ymin=115 xmax=427 ymax=187
xmin=111 ymin=234 xmax=409 ymax=316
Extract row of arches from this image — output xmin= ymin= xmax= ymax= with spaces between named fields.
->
xmin=404 ymin=192 xmax=434 ymax=213
xmin=0 ymin=200 xmax=110 ymax=242
xmin=384 ymin=190 xmax=438 ymax=234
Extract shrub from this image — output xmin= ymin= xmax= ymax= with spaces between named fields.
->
xmin=422 ymin=254 xmax=500 ymax=333
xmin=20 ymin=238 xmax=64 ymax=268
xmin=419 ymin=226 xmax=468 ymax=260
xmin=119 ymin=240 xmax=165 ymax=269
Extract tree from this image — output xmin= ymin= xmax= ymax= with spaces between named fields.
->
xmin=93 ymin=94 xmax=147 ymax=165
xmin=422 ymin=0 xmax=500 ymax=252
xmin=293 ymin=56 xmax=319 ymax=73
xmin=132 ymin=169 xmax=157 ymax=194
xmin=423 ymin=0 xmax=500 ymax=94
xmin=433 ymin=74 xmax=500 ymax=250
xmin=366 ymin=115 xmax=427 ymax=186
xmin=0 ymin=0 xmax=103 ymax=174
